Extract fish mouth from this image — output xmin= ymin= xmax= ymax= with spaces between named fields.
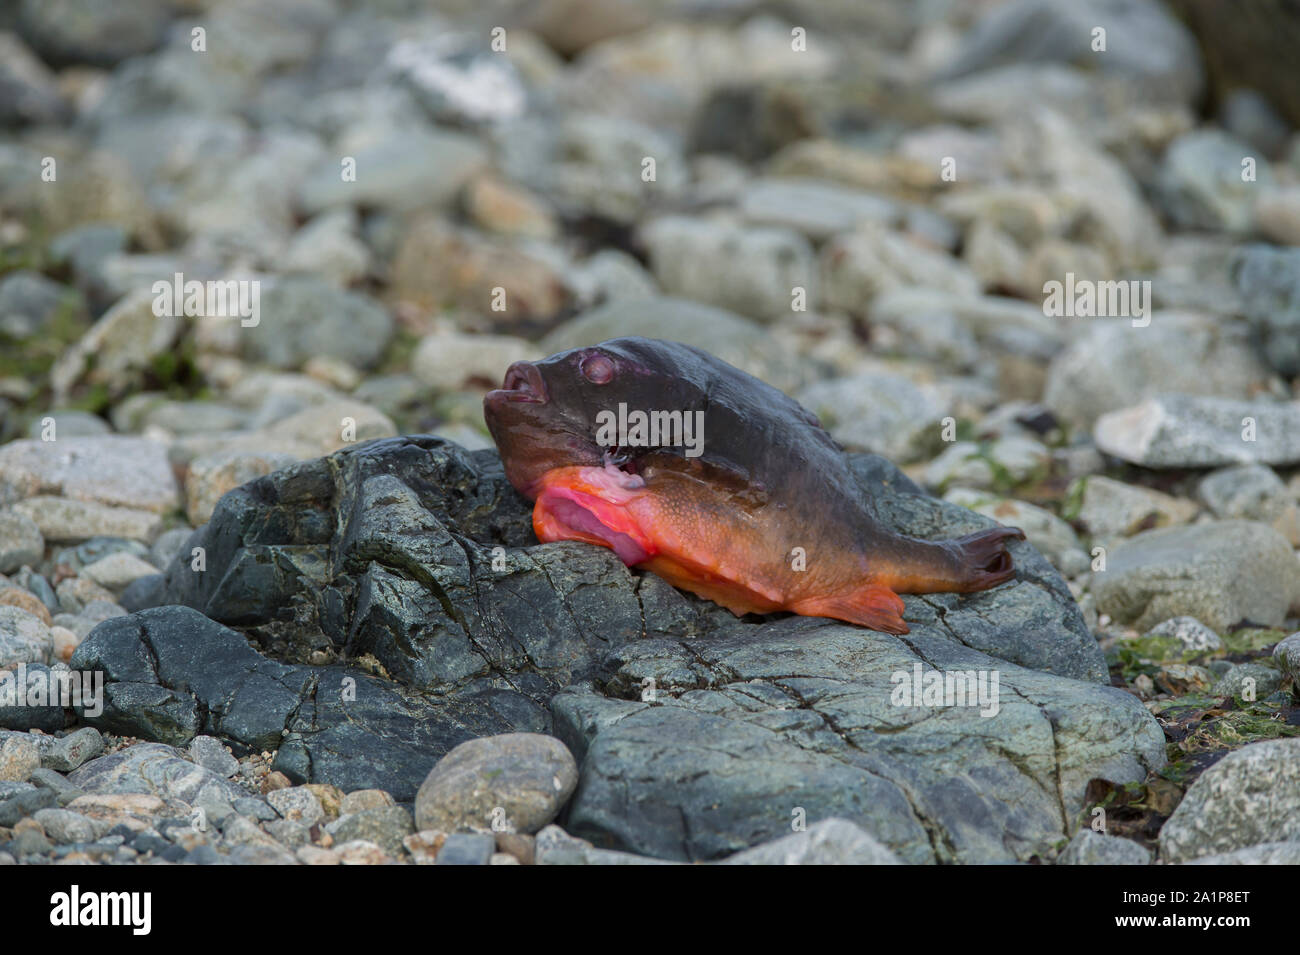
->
xmin=489 ymin=360 xmax=548 ymax=405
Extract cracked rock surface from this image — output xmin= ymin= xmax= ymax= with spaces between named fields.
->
xmin=85 ymin=435 xmax=1164 ymax=861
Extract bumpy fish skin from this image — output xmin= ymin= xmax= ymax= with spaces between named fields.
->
xmin=484 ymin=337 xmax=1024 ymax=634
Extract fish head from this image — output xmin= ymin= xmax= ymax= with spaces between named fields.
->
xmin=484 ymin=337 xmax=706 ymax=498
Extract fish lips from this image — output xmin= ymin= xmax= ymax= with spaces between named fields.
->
xmin=486 ymin=360 xmax=548 ymax=407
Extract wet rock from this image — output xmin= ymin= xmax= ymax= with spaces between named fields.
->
xmin=1092 ymin=521 xmax=1300 ymax=632
xmin=1057 ymin=830 xmax=1152 ymax=865
xmin=1095 ymin=396 xmax=1300 ymax=468
xmin=1159 ymin=738 xmax=1300 ymax=862
xmin=414 ymin=733 xmax=578 ymax=834
xmin=557 ymin=626 xmax=1161 ymax=863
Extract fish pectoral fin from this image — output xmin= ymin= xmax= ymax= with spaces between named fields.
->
xmin=791 ymin=585 xmax=909 ymax=634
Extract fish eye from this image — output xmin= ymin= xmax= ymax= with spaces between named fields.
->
xmin=580 ymin=353 xmax=615 ymax=385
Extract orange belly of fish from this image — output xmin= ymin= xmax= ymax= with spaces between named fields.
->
xmin=531 ymin=465 xmax=786 ymax=614
xmin=529 ymin=464 xmax=909 ymax=631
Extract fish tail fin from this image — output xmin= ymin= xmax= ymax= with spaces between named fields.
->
xmin=791 ymin=585 xmax=909 ymax=634
xmin=946 ymin=526 xmax=1025 ymax=592
xmin=870 ymin=525 xmax=1025 ymax=596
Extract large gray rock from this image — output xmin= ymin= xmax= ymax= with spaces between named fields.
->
xmin=1093 ymin=521 xmax=1298 ymax=632
xmin=105 ymin=436 xmax=1162 ymax=863
xmin=1095 ymin=396 xmax=1300 ymax=468
xmin=1159 ymin=739 xmax=1300 ymax=863
xmin=555 ymin=617 xmax=1162 ymax=863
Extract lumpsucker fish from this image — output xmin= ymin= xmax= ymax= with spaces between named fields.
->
xmin=483 ymin=337 xmax=1025 ymax=634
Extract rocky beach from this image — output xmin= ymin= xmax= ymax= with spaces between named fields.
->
xmin=1 ymin=0 xmax=1299 ymax=868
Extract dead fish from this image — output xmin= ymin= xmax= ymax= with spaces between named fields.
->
xmin=483 ymin=337 xmax=1024 ymax=634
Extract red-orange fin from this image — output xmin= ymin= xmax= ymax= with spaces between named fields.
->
xmin=791 ymin=585 xmax=909 ymax=634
